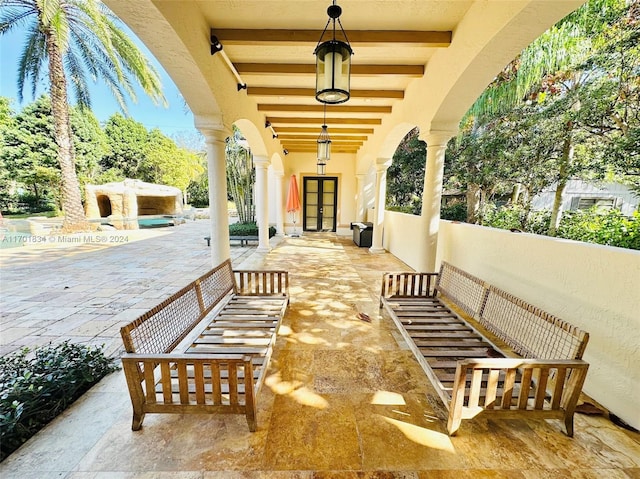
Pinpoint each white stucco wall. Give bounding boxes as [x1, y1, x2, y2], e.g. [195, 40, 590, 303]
[436, 220, 640, 431]
[383, 210, 424, 269]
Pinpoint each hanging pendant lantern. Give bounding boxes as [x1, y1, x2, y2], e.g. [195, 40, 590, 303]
[317, 160, 327, 175]
[314, 2, 353, 104]
[317, 124, 331, 163]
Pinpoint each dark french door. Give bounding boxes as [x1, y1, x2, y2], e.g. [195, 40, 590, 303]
[303, 177, 338, 232]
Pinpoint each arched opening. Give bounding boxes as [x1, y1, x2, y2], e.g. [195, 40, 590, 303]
[96, 195, 112, 217]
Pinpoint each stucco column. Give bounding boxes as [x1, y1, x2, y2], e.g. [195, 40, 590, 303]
[355, 173, 366, 222]
[273, 169, 285, 237]
[199, 125, 231, 266]
[419, 130, 456, 271]
[370, 159, 391, 254]
[254, 155, 271, 252]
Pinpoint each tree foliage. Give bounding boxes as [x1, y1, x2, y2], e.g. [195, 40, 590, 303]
[384, 0, 638, 249]
[0, 0, 165, 231]
[0, 95, 206, 214]
[386, 128, 426, 215]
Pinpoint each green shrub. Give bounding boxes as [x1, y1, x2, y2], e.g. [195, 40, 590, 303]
[440, 201, 467, 221]
[0, 341, 118, 461]
[557, 208, 640, 250]
[482, 203, 639, 250]
[229, 222, 276, 238]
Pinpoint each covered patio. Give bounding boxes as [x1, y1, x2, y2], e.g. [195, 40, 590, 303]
[1, 231, 639, 477]
[97, 0, 638, 439]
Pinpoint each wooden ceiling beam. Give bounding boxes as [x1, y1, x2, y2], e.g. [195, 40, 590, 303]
[258, 104, 392, 113]
[286, 148, 359, 153]
[282, 140, 364, 146]
[212, 29, 452, 47]
[276, 126, 375, 134]
[237, 63, 424, 76]
[278, 134, 368, 141]
[248, 87, 403, 99]
[268, 117, 381, 125]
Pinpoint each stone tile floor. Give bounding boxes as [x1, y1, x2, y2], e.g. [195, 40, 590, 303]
[1, 224, 639, 478]
[0, 221, 256, 357]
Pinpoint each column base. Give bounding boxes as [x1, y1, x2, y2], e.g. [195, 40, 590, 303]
[256, 246, 272, 253]
[369, 247, 386, 254]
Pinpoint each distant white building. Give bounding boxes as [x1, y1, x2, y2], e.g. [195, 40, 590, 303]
[532, 180, 639, 216]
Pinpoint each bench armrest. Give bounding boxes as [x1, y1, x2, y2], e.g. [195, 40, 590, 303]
[448, 358, 589, 437]
[234, 270, 289, 297]
[121, 353, 257, 431]
[380, 272, 439, 301]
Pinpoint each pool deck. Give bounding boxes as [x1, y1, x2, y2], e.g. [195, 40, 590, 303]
[1, 221, 639, 478]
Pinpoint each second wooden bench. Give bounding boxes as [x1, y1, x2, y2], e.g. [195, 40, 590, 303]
[380, 261, 589, 436]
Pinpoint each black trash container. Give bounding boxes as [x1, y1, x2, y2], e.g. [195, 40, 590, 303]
[350, 222, 373, 247]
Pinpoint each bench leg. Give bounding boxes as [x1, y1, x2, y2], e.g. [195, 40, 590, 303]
[132, 410, 145, 431]
[564, 412, 575, 437]
[447, 411, 462, 436]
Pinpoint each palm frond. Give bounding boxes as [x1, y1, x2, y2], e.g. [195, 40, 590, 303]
[16, 21, 46, 103]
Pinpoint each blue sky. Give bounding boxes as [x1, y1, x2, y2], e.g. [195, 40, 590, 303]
[0, 23, 197, 138]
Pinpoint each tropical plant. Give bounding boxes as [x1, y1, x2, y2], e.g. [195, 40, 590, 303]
[0, 341, 118, 461]
[463, 0, 632, 234]
[0, 0, 165, 231]
[225, 126, 255, 223]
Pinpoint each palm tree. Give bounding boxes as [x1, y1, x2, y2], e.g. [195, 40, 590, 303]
[0, 0, 165, 231]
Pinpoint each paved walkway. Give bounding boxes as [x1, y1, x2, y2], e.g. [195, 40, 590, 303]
[1, 229, 639, 478]
[0, 220, 256, 357]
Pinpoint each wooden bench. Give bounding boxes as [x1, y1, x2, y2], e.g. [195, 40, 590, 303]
[380, 261, 589, 437]
[204, 235, 259, 247]
[120, 259, 289, 432]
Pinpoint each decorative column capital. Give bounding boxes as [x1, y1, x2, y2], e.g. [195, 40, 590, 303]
[194, 115, 228, 143]
[375, 158, 392, 171]
[419, 130, 457, 148]
[253, 155, 271, 169]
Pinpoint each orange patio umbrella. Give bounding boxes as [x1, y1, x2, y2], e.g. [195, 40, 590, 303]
[286, 175, 301, 236]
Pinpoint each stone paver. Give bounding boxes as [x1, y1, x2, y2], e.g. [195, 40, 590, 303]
[0, 220, 258, 356]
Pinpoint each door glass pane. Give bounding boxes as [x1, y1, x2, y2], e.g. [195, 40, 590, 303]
[306, 192, 317, 205]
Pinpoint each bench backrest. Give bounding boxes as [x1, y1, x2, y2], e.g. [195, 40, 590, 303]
[120, 282, 204, 354]
[431, 261, 589, 360]
[479, 285, 589, 360]
[435, 262, 488, 318]
[197, 259, 236, 314]
[120, 259, 236, 354]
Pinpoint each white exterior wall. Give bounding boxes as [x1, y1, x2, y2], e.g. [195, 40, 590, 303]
[532, 180, 639, 216]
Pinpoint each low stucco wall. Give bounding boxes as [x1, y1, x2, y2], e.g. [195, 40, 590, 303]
[436, 220, 640, 430]
[382, 210, 425, 269]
